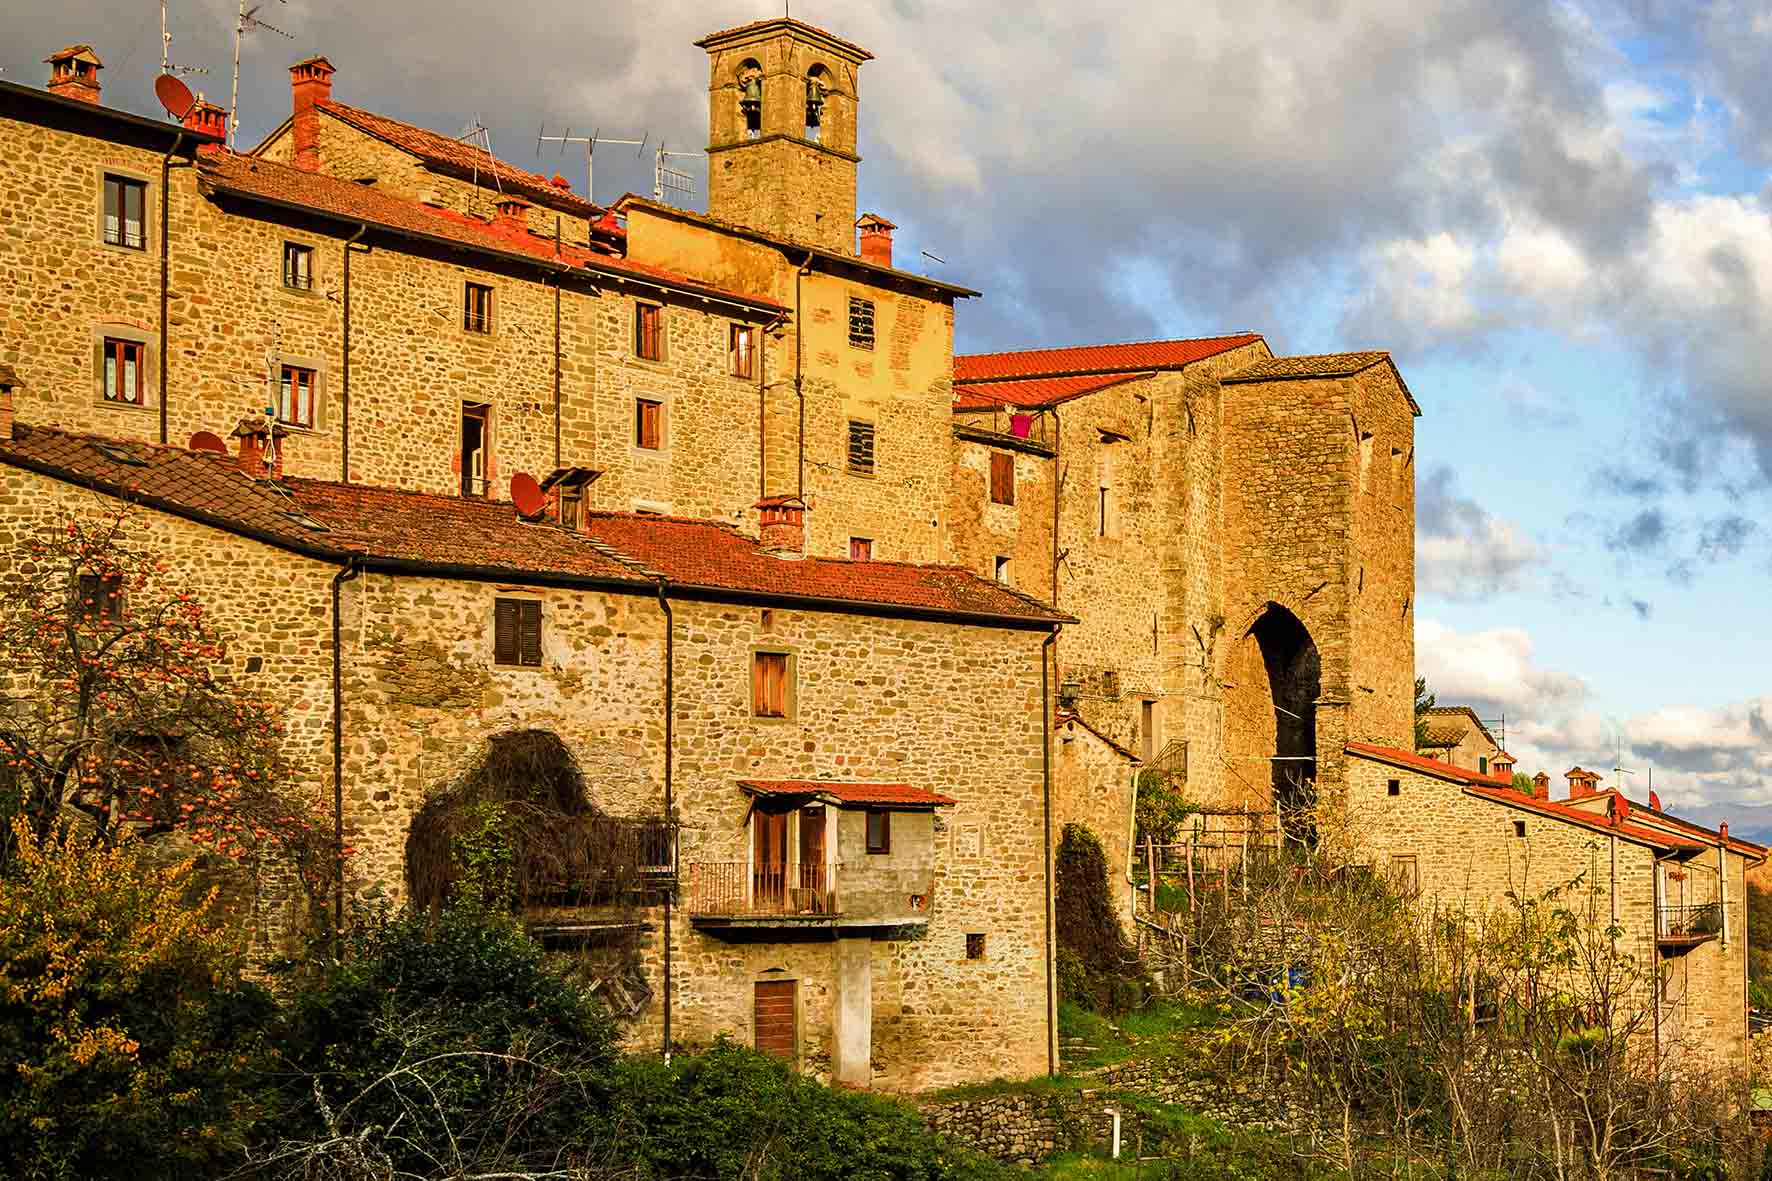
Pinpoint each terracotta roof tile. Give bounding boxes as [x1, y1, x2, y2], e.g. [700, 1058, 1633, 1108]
[0, 424, 1058, 627]
[1224, 351, 1390, 383]
[952, 373, 1149, 411]
[318, 100, 602, 219]
[694, 18, 874, 60]
[955, 334, 1262, 382]
[1347, 742, 1511, 788]
[738, 780, 955, 807]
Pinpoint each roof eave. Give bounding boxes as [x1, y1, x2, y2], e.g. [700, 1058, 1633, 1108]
[0, 79, 218, 155]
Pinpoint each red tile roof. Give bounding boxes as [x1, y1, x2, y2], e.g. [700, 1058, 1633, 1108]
[952, 373, 1149, 411]
[955, 334, 1263, 382]
[1579, 791, 1768, 860]
[1347, 742, 1512, 788]
[738, 780, 955, 807]
[316, 100, 603, 219]
[0, 424, 1060, 628]
[198, 154, 782, 311]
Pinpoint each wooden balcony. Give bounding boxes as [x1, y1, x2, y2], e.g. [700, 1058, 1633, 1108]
[1658, 902, 1722, 952]
[684, 860, 933, 934]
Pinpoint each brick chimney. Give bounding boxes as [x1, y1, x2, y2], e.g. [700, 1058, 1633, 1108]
[289, 55, 335, 172]
[1609, 794, 1630, 826]
[232, 416, 287, 480]
[1492, 750, 1516, 781]
[183, 96, 228, 151]
[494, 197, 531, 235]
[0, 364, 19, 442]
[1566, 766, 1600, 799]
[45, 45, 102, 104]
[756, 496, 806, 558]
[856, 214, 896, 267]
[1532, 771, 1550, 801]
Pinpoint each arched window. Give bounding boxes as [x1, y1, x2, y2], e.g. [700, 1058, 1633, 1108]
[738, 61, 764, 140]
[804, 65, 830, 142]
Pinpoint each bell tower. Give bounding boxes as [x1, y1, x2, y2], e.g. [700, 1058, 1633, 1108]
[696, 19, 872, 254]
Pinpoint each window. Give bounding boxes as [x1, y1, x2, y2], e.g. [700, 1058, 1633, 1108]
[738, 64, 763, 141]
[277, 365, 316, 429]
[558, 484, 583, 531]
[634, 302, 663, 360]
[849, 537, 872, 561]
[994, 556, 1011, 585]
[846, 419, 875, 476]
[752, 651, 789, 718]
[1387, 778, 1400, 797]
[101, 338, 143, 405]
[965, 933, 985, 960]
[865, 810, 891, 854]
[463, 282, 494, 333]
[634, 398, 664, 451]
[1390, 854, 1419, 896]
[989, 451, 1015, 505]
[1514, 820, 1527, 839]
[283, 242, 313, 290]
[493, 598, 542, 667]
[460, 402, 489, 496]
[102, 175, 146, 250]
[76, 573, 123, 623]
[847, 296, 875, 349]
[1140, 700, 1156, 763]
[1478, 756, 1489, 775]
[1359, 431, 1375, 493]
[729, 324, 756, 379]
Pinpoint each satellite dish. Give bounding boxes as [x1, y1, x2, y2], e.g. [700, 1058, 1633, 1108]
[188, 430, 227, 454]
[154, 73, 196, 122]
[510, 472, 547, 520]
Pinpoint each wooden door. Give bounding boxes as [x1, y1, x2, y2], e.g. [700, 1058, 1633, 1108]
[754, 980, 797, 1060]
[753, 810, 788, 906]
[798, 807, 826, 905]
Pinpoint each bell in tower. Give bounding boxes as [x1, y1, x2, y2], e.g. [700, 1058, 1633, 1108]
[696, 18, 873, 254]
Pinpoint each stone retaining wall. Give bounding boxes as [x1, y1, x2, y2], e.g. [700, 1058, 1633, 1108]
[920, 1089, 1109, 1167]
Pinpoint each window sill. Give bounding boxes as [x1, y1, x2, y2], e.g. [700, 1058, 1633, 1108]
[97, 240, 152, 258]
[630, 445, 671, 461]
[750, 714, 796, 724]
[845, 469, 876, 480]
[280, 283, 323, 299]
[96, 397, 156, 412]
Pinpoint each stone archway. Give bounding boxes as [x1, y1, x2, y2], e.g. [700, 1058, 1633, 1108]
[1222, 603, 1321, 839]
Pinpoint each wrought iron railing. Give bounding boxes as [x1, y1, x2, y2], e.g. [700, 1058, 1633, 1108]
[1658, 902, 1722, 940]
[685, 861, 840, 917]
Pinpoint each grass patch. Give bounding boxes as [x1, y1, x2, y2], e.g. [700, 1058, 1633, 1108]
[922, 1072, 1093, 1104]
[1035, 1098, 1353, 1180]
[1059, 995, 1224, 1073]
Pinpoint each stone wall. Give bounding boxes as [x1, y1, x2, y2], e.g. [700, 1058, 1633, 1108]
[1053, 715, 1139, 935]
[920, 1090, 1101, 1166]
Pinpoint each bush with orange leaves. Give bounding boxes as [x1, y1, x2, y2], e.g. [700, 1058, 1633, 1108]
[0, 511, 334, 924]
[0, 817, 275, 1178]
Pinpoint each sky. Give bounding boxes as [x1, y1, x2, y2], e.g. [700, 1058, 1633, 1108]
[5, 1, 1770, 832]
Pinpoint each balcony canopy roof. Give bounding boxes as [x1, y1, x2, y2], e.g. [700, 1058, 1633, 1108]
[738, 779, 957, 809]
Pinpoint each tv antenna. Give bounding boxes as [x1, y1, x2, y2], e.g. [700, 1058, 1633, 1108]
[653, 141, 699, 207]
[455, 117, 506, 203]
[536, 125, 644, 205]
[230, 0, 293, 150]
[1612, 733, 1636, 798]
[160, 1, 210, 79]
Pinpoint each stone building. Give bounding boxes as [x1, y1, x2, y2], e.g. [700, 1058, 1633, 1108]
[1416, 704, 1502, 773]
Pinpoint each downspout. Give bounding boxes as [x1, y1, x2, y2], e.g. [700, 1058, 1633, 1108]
[1041, 624, 1060, 1076]
[158, 132, 189, 445]
[330, 558, 362, 951]
[553, 217, 563, 470]
[1049, 405, 1061, 609]
[657, 581, 675, 1061]
[794, 253, 813, 499]
[340, 224, 367, 482]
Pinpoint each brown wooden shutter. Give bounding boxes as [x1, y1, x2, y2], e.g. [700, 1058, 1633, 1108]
[753, 980, 796, 1060]
[494, 599, 518, 665]
[518, 600, 542, 666]
[990, 452, 1015, 504]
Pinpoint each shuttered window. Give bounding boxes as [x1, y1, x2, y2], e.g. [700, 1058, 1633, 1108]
[493, 598, 542, 667]
[729, 323, 755, 378]
[283, 242, 313, 290]
[635, 398, 663, 450]
[989, 451, 1015, 505]
[635, 303, 663, 360]
[278, 365, 316, 428]
[463, 282, 494, 333]
[1390, 854, 1419, 896]
[76, 573, 124, 623]
[847, 296, 874, 349]
[849, 537, 872, 561]
[752, 651, 789, 718]
[102, 338, 143, 405]
[846, 420, 875, 476]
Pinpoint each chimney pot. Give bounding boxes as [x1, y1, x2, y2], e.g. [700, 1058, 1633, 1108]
[231, 414, 286, 480]
[856, 213, 896, 268]
[494, 197, 531, 234]
[183, 96, 228, 150]
[45, 45, 103, 105]
[289, 55, 335, 172]
[1532, 771, 1550, 801]
[755, 496, 807, 557]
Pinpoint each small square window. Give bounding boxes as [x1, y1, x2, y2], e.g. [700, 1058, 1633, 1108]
[1514, 820, 1527, 839]
[101, 338, 144, 405]
[278, 365, 316, 429]
[558, 485, 583, 531]
[102, 174, 146, 250]
[729, 323, 756, 379]
[493, 598, 542, 667]
[994, 556, 1011, 585]
[76, 572, 123, 623]
[965, 933, 985, 960]
[1478, 756, 1489, 775]
[866, 810, 891, 854]
[635, 398, 664, 450]
[1390, 854, 1419, 896]
[847, 296, 875, 349]
[464, 282, 494, 333]
[635, 303, 663, 360]
[283, 242, 313, 290]
[989, 451, 1015, 505]
[752, 651, 789, 718]
[1387, 778, 1400, 797]
[849, 537, 872, 561]
[846, 420, 875, 476]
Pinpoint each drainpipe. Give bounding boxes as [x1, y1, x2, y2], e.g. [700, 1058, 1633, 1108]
[340, 224, 367, 482]
[1049, 405, 1061, 610]
[553, 217, 563, 470]
[657, 580, 675, 1060]
[158, 132, 189, 445]
[330, 558, 362, 951]
[793, 253, 813, 499]
[1041, 623, 1060, 1076]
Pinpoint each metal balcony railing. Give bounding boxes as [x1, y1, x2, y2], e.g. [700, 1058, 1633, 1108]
[685, 861, 841, 918]
[1658, 902, 1722, 942]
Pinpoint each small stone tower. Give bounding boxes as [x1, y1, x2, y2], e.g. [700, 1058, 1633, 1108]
[696, 18, 871, 253]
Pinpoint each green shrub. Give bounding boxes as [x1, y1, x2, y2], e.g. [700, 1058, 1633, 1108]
[0, 819, 274, 1180]
[606, 1037, 1009, 1179]
[1056, 824, 1146, 1014]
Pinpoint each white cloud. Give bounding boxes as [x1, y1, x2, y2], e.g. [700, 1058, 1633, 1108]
[1415, 466, 1544, 598]
[1415, 619, 1590, 720]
